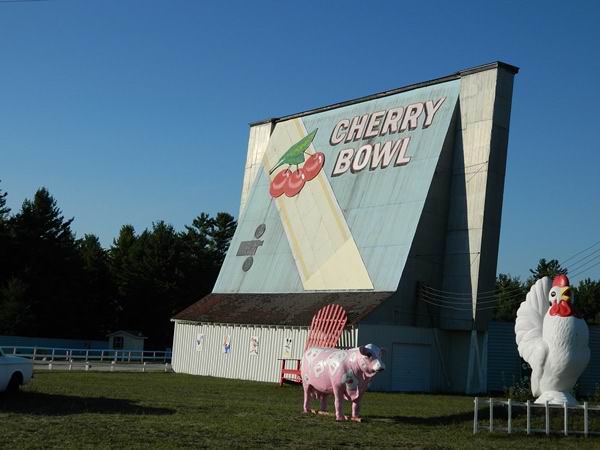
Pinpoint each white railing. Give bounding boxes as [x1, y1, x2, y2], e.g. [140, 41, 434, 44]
[1, 346, 172, 364]
[474, 397, 600, 437]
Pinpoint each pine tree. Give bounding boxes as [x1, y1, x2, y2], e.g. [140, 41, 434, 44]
[138, 221, 183, 346]
[0, 180, 9, 223]
[178, 213, 219, 316]
[527, 258, 568, 288]
[0, 277, 31, 335]
[493, 274, 526, 321]
[0, 181, 12, 287]
[10, 188, 79, 337]
[76, 234, 115, 337]
[209, 212, 236, 266]
[574, 278, 600, 324]
[183, 213, 213, 260]
[13, 187, 74, 244]
[109, 225, 139, 330]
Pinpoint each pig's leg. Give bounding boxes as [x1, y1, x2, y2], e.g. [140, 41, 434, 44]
[351, 399, 361, 421]
[303, 383, 312, 414]
[319, 393, 328, 412]
[333, 386, 346, 421]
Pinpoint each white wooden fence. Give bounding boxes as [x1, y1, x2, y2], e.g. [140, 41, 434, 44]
[2, 346, 171, 363]
[1, 346, 172, 372]
[474, 397, 600, 437]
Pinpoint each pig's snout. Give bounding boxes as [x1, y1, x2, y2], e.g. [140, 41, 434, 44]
[373, 360, 385, 372]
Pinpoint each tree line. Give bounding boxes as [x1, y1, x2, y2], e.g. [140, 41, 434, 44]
[1, 181, 598, 347]
[0, 182, 236, 348]
[494, 258, 600, 323]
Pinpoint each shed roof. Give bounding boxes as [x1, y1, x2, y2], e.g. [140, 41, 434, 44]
[107, 330, 147, 339]
[172, 292, 393, 327]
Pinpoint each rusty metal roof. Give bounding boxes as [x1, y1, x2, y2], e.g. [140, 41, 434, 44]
[172, 292, 393, 326]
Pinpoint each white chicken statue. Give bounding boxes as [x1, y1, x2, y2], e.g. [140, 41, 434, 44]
[515, 275, 589, 405]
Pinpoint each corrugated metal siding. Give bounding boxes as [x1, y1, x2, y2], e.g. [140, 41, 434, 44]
[239, 122, 273, 216]
[578, 326, 600, 394]
[487, 321, 522, 392]
[357, 323, 449, 392]
[440, 68, 515, 331]
[214, 80, 461, 294]
[391, 343, 432, 392]
[172, 321, 357, 383]
[487, 321, 600, 395]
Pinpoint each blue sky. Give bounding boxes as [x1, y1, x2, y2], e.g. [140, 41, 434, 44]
[2, 0, 599, 283]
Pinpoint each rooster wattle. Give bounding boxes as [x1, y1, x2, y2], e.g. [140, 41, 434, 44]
[515, 275, 590, 405]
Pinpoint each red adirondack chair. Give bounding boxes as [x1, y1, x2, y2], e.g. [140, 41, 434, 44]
[278, 304, 348, 386]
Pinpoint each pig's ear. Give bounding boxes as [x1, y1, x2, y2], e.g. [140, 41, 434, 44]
[358, 346, 372, 357]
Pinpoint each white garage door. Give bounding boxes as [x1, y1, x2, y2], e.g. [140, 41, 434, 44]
[391, 343, 431, 392]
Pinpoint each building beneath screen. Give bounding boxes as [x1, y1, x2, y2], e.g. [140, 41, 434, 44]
[171, 62, 518, 393]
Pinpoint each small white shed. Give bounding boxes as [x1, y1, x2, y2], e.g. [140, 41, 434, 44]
[107, 330, 147, 351]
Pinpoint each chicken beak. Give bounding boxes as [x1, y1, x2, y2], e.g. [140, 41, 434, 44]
[560, 286, 571, 302]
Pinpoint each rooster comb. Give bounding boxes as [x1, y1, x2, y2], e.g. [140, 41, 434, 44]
[552, 274, 570, 288]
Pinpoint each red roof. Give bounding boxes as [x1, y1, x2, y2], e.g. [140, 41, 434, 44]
[172, 292, 393, 326]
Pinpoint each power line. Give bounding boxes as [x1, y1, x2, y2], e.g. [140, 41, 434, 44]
[466, 164, 487, 184]
[419, 248, 600, 312]
[420, 296, 510, 312]
[436, 160, 489, 175]
[419, 285, 529, 310]
[420, 295, 524, 312]
[419, 241, 600, 312]
[422, 287, 523, 301]
[563, 239, 600, 265]
[567, 248, 600, 273]
[422, 283, 524, 298]
[419, 298, 473, 311]
[462, 160, 489, 170]
[419, 293, 496, 306]
[420, 290, 509, 303]
[571, 260, 600, 279]
[424, 291, 524, 307]
[423, 284, 500, 296]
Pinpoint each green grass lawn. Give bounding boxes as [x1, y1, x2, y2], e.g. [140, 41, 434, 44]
[0, 372, 598, 449]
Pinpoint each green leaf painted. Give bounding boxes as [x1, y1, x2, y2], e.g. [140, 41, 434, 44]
[269, 129, 318, 174]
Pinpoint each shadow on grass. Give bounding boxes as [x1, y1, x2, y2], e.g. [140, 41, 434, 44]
[367, 410, 473, 426]
[0, 391, 175, 416]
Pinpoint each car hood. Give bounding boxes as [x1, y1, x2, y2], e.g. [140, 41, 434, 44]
[1, 355, 32, 365]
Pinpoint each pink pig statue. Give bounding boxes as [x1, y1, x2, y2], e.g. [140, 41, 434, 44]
[301, 344, 385, 421]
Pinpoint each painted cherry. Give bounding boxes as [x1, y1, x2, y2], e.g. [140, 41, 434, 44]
[302, 152, 325, 181]
[269, 169, 291, 198]
[284, 169, 306, 197]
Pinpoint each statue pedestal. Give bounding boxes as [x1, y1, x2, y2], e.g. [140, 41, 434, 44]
[535, 390, 578, 406]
